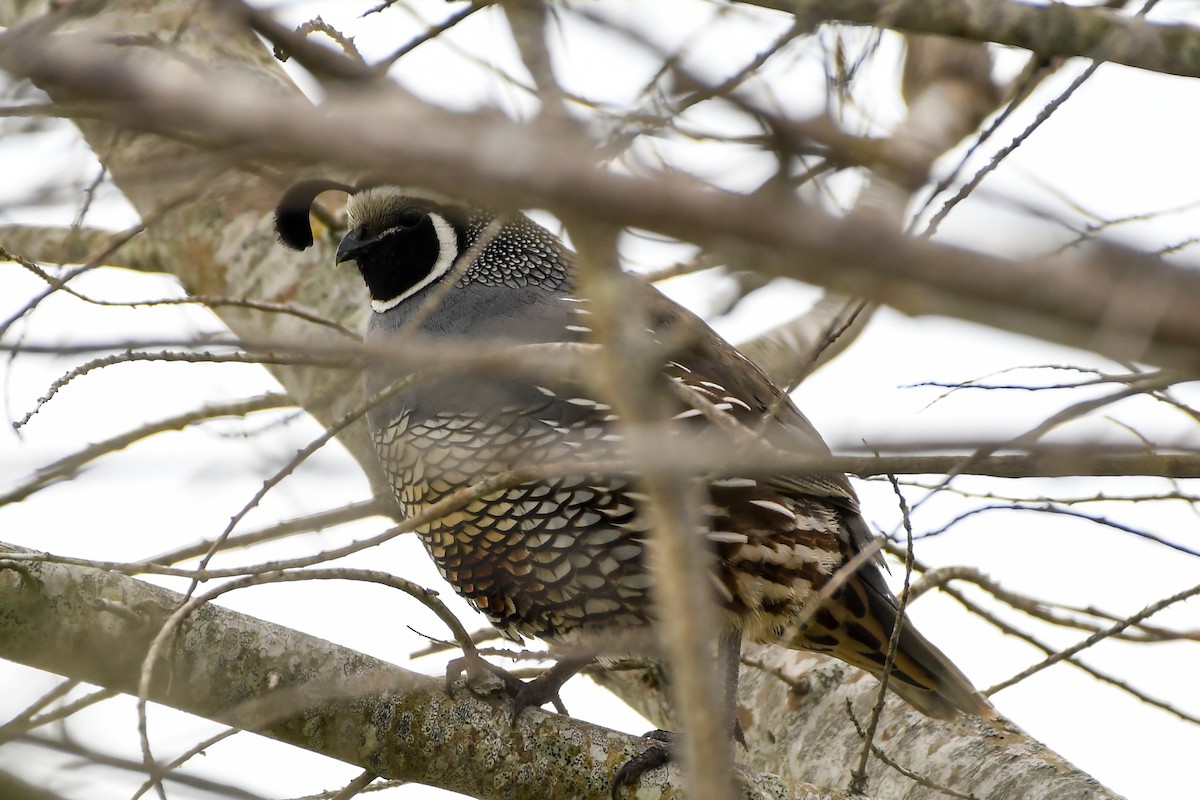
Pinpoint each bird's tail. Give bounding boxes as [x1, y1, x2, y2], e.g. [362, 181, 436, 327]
[791, 574, 995, 721]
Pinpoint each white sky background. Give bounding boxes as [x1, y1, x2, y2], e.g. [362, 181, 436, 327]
[2, 1, 1200, 798]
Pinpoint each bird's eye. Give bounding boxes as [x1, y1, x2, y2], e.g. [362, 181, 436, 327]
[397, 208, 425, 227]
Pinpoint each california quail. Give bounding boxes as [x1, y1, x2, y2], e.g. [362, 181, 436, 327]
[274, 180, 993, 731]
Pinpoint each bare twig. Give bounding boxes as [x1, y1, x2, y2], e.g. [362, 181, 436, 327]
[986, 581, 1200, 696]
[2, 393, 292, 505]
[18, 733, 266, 800]
[851, 475, 915, 794]
[846, 705, 979, 800]
[145, 498, 389, 566]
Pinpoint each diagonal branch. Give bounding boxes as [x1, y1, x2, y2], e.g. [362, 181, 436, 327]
[0, 393, 292, 506]
[0, 541, 855, 800]
[744, 0, 1200, 79]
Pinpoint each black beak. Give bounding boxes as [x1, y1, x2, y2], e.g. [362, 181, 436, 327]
[336, 227, 369, 266]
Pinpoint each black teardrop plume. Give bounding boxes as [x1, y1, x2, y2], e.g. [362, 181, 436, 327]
[273, 179, 357, 250]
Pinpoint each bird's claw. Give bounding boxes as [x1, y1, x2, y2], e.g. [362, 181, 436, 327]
[444, 651, 570, 721]
[445, 650, 522, 698]
[508, 673, 570, 720]
[611, 729, 676, 799]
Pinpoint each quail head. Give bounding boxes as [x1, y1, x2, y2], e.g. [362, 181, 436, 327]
[274, 179, 993, 725]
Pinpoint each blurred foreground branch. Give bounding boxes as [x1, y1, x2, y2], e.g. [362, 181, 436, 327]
[3, 27, 1199, 372]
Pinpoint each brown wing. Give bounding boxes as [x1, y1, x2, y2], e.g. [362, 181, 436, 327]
[638, 280, 993, 719]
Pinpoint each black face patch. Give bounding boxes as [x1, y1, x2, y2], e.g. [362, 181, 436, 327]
[340, 214, 445, 306]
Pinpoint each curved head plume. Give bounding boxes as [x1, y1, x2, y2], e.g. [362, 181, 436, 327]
[273, 178, 570, 314]
[273, 179, 357, 250]
[273, 179, 453, 251]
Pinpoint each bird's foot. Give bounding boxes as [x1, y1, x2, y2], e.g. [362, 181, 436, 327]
[445, 650, 578, 721]
[610, 721, 746, 798]
[445, 649, 523, 698]
[611, 729, 675, 799]
[505, 652, 595, 720]
[507, 665, 573, 720]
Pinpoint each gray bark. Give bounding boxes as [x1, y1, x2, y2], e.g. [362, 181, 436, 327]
[0, 542, 838, 800]
[596, 645, 1119, 800]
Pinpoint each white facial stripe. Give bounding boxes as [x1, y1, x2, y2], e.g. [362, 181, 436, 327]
[371, 212, 459, 313]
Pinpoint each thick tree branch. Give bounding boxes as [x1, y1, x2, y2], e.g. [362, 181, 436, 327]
[594, 641, 1122, 800]
[0, 542, 852, 800]
[747, 0, 1200, 79]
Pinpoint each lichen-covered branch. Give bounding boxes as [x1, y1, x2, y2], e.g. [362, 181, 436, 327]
[594, 644, 1123, 800]
[0, 542, 851, 800]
